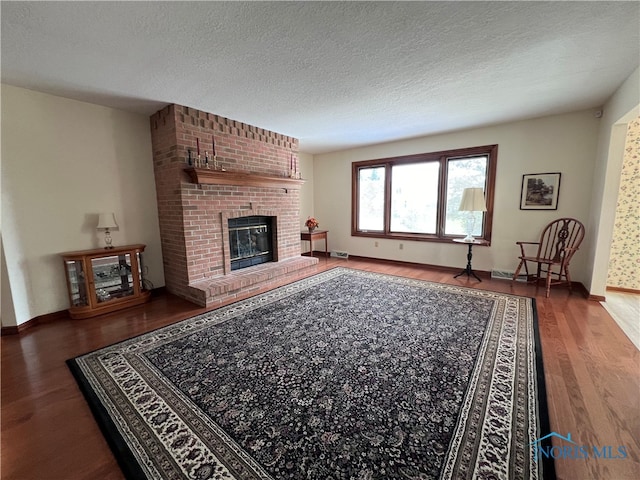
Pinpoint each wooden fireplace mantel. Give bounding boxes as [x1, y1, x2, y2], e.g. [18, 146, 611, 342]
[184, 167, 305, 190]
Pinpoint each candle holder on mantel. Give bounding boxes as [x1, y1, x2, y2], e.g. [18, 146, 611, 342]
[187, 153, 222, 170]
[289, 170, 301, 179]
[186, 154, 201, 167]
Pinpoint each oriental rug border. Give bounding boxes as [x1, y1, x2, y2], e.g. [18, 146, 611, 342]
[68, 267, 555, 479]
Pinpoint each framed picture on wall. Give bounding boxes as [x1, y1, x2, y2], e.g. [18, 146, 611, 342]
[519, 172, 561, 210]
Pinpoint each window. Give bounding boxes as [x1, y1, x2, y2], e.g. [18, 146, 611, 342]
[352, 145, 497, 243]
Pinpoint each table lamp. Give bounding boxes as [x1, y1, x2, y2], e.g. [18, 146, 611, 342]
[458, 188, 486, 242]
[97, 213, 118, 249]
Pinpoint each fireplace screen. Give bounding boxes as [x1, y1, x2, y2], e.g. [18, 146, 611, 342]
[228, 216, 273, 271]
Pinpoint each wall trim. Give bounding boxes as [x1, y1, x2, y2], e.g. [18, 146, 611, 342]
[1, 310, 68, 336]
[341, 255, 590, 297]
[1, 287, 167, 335]
[347, 254, 491, 277]
[1, 271, 594, 335]
[606, 286, 640, 295]
[150, 286, 167, 297]
[570, 282, 590, 299]
[588, 294, 606, 302]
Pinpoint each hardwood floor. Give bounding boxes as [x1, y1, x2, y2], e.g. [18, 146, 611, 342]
[601, 291, 640, 351]
[2, 257, 639, 479]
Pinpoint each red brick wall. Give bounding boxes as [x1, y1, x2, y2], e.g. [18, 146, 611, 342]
[150, 104, 301, 303]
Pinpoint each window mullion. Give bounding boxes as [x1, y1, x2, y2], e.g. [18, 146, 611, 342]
[435, 156, 447, 237]
[384, 163, 392, 234]
[352, 144, 496, 243]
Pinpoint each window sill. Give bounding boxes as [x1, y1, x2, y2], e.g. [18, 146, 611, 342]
[352, 231, 491, 246]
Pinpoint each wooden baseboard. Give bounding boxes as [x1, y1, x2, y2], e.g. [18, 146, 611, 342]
[336, 255, 595, 296]
[347, 254, 491, 277]
[1, 310, 68, 336]
[584, 286, 639, 302]
[588, 294, 606, 302]
[0, 325, 22, 335]
[569, 282, 591, 299]
[303, 250, 331, 258]
[606, 286, 640, 295]
[150, 286, 167, 297]
[1, 286, 167, 335]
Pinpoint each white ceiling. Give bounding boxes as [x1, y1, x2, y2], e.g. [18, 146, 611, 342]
[2, 1, 638, 154]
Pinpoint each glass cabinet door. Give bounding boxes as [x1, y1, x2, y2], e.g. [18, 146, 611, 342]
[135, 251, 145, 291]
[62, 245, 150, 319]
[91, 253, 135, 304]
[65, 260, 89, 307]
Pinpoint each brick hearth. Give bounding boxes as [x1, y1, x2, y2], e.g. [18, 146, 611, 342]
[150, 104, 317, 307]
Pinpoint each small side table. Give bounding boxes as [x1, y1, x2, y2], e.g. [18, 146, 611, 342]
[453, 238, 487, 282]
[301, 229, 329, 258]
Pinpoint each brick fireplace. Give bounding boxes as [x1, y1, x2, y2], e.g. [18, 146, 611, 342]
[150, 104, 318, 307]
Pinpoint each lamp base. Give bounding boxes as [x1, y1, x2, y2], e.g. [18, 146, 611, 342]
[104, 228, 114, 249]
[462, 212, 477, 243]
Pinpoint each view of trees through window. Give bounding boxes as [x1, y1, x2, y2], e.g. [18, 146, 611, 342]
[390, 163, 440, 234]
[358, 167, 385, 231]
[352, 145, 496, 243]
[444, 157, 488, 236]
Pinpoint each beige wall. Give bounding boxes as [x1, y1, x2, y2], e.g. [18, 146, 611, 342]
[3, 70, 636, 325]
[606, 118, 640, 290]
[299, 152, 315, 254]
[586, 67, 640, 297]
[1, 85, 164, 326]
[311, 110, 601, 284]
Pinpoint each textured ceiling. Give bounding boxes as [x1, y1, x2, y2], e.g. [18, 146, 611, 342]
[2, 1, 639, 153]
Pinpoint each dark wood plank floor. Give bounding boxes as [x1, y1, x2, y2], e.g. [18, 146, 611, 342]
[2, 257, 639, 479]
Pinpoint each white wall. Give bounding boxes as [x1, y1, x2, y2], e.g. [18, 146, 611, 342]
[312, 110, 601, 284]
[585, 67, 640, 297]
[3, 74, 633, 326]
[299, 151, 315, 227]
[606, 118, 640, 290]
[1, 85, 164, 326]
[299, 152, 315, 254]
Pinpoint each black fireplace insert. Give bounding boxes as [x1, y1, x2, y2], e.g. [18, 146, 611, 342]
[228, 216, 274, 271]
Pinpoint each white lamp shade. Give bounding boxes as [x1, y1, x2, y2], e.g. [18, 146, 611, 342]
[97, 213, 118, 230]
[459, 188, 487, 212]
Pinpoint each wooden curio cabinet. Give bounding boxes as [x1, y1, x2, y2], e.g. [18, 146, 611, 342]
[61, 244, 151, 319]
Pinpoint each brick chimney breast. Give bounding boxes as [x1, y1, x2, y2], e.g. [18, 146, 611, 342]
[150, 104, 317, 307]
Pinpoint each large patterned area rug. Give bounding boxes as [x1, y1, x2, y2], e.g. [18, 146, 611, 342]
[68, 267, 555, 479]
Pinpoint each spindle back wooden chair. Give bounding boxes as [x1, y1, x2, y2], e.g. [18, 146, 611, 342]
[512, 218, 585, 297]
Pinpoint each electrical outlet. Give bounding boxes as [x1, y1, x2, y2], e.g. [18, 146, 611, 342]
[374, 241, 379, 247]
[399, 243, 403, 250]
